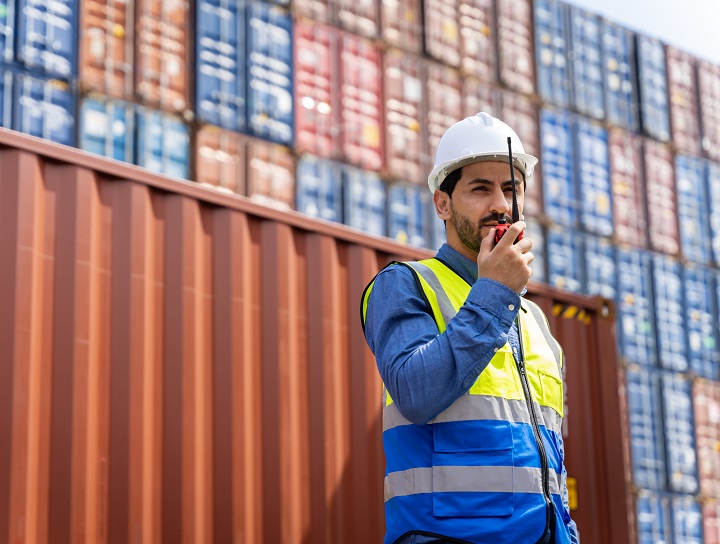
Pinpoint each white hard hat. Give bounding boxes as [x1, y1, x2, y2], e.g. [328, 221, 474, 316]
[428, 112, 538, 193]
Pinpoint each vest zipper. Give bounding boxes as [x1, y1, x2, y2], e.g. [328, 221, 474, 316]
[513, 316, 554, 543]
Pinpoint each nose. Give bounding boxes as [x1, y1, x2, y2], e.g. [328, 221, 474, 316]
[489, 186, 511, 215]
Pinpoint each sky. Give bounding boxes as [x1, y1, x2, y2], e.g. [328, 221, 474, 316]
[566, 0, 720, 65]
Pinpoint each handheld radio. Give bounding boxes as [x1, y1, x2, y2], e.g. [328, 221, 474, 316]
[493, 137, 523, 245]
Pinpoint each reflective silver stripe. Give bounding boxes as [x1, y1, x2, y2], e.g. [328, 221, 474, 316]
[405, 261, 457, 326]
[524, 301, 563, 376]
[385, 466, 562, 501]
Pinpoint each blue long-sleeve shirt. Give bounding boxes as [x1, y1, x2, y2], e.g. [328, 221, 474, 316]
[363, 243, 579, 544]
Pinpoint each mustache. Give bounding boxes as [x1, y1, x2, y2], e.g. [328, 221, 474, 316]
[480, 212, 512, 226]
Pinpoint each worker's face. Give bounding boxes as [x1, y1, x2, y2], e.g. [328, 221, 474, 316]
[434, 161, 525, 257]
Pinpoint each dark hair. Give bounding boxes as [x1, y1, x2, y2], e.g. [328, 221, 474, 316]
[437, 167, 463, 197]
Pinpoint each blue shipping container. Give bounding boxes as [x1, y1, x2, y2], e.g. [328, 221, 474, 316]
[540, 108, 578, 227]
[636, 35, 670, 142]
[706, 161, 720, 267]
[0, 0, 15, 64]
[676, 156, 711, 264]
[652, 254, 687, 372]
[626, 367, 666, 489]
[17, 0, 76, 79]
[546, 224, 582, 293]
[80, 98, 135, 164]
[342, 164, 386, 236]
[583, 233, 615, 299]
[683, 264, 719, 379]
[574, 118, 612, 236]
[534, 0, 571, 108]
[616, 248, 655, 366]
[601, 21, 638, 131]
[247, 2, 293, 144]
[525, 218, 546, 284]
[136, 109, 189, 180]
[13, 73, 74, 146]
[636, 490, 671, 544]
[671, 495, 703, 544]
[568, 7, 604, 120]
[388, 184, 428, 248]
[0, 67, 11, 127]
[661, 372, 698, 494]
[296, 155, 343, 222]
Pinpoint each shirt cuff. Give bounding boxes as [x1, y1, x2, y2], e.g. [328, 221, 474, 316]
[465, 278, 521, 323]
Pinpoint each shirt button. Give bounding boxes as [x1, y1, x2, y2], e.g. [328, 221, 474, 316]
[493, 347, 499, 353]
[508, 304, 515, 311]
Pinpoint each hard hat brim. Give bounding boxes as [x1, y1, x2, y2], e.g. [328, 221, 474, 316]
[428, 152, 538, 193]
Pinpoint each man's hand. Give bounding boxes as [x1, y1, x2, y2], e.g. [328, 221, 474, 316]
[476, 221, 534, 294]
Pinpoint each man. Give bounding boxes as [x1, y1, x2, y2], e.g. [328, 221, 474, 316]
[361, 113, 579, 544]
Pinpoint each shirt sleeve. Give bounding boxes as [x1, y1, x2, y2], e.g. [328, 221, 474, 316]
[363, 263, 520, 424]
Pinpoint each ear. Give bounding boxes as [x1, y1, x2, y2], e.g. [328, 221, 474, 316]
[434, 190, 451, 221]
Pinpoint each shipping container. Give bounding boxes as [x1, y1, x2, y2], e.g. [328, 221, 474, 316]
[652, 255, 687, 372]
[575, 117, 612, 236]
[704, 501, 720, 544]
[635, 490, 671, 544]
[136, 107, 189, 179]
[79, 0, 134, 97]
[0, 67, 12, 128]
[380, 0, 422, 54]
[17, 0, 77, 79]
[661, 372, 698, 494]
[496, 0, 534, 95]
[524, 217, 546, 283]
[293, 0, 328, 22]
[540, 108, 577, 227]
[534, 0, 570, 108]
[342, 164, 386, 236]
[459, 0, 496, 81]
[388, 182, 428, 247]
[643, 139, 679, 255]
[666, 47, 702, 156]
[692, 380, 720, 499]
[0, 128, 633, 544]
[625, 367, 666, 489]
[136, 0, 189, 113]
[671, 495, 703, 544]
[246, 137, 295, 209]
[609, 129, 647, 247]
[423, 0, 459, 67]
[332, 0, 379, 38]
[709, 161, 720, 267]
[698, 60, 720, 162]
[384, 49, 424, 183]
[296, 154, 343, 222]
[79, 97, 135, 163]
[462, 77, 498, 118]
[568, 6, 604, 120]
[583, 233, 615, 299]
[601, 21, 638, 132]
[616, 248, 655, 366]
[636, 35, 670, 142]
[675, 155, 712, 263]
[13, 73, 74, 146]
[195, 125, 246, 194]
[682, 264, 719, 379]
[425, 62, 462, 175]
[546, 224, 582, 293]
[0, 0, 13, 64]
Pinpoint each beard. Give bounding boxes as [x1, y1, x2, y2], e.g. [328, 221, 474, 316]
[449, 203, 511, 254]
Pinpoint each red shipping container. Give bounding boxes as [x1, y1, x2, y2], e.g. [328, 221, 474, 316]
[384, 49, 425, 183]
[195, 126, 246, 195]
[424, 0, 461, 67]
[425, 62, 462, 174]
[666, 47, 701, 156]
[698, 60, 720, 162]
[380, 0, 423, 55]
[496, 0, 535, 96]
[246, 138, 295, 210]
[693, 380, 720, 499]
[706, 501, 720, 544]
[462, 77, 498, 117]
[459, 0, 496, 81]
[643, 139, 679, 255]
[294, 21, 337, 160]
[339, 34, 384, 171]
[136, 0, 190, 113]
[79, 0, 134, 98]
[294, 0, 330, 22]
[609, 129, 647, 247]
[333, 0, 380, 38]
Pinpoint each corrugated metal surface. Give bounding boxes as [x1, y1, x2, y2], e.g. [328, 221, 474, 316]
[388, 182, 428, 247]
[332, 0, 379, 38]
[0, 68, 12, 128]
[671, 495, 703, 544]
[459, 0, 495, 81]
[698, 60, 720, 162]
[575, 117, 612, 237]
[246, 137, 295, 210]
[661, 372, 698, 494]
[425, 62, 462, 176]
[524, 217, 546, 284]
[666, 47, 701, 156]
[675, 155, 712, 263]
[496, 0, 534, 95]
[709, 161, 720, 267]
[626, 367, 665, 489]
[342, 165, 386, 237]
[13, 72, 75, 146]
[462, 76, 497, 118]
[643, 139, 679, 255]
[296, 154, 343, 222]
[693, 379, 720, 499]
[568, 7, 604, 120]
[195, 125, 246, 195]
[136, 107, 189, 179]
[636, 490, 671, 543]
[652, 255, 687, 372]
[601, 21, 638, 132]
[0, 0, 14, 63]
[79, 97, 135, 163]
[379, 0, 422, 54]
[682, 264, 719, 379]
[636, 35, 670, 142]
[540, 108, 577, 227]
[546, 224, 582, 293]
[616, 248, 655, 366]
[534, 0, 570, 108]
[423, 0, 460, 67]
[609, 129, 646, 247]
[293, 0, 328, 22]
[17, 0, 77, 79]
[704, 500, 720, 544]
[0, 128, 633, 544]
[583, 233, 615, 299]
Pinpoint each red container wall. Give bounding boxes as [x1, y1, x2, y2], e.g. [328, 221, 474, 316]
[195, 126, 246, 195]
[294, 0, 330, 22]
[425, 62, 462, 174]
[666, 47, 701, 156]
[643, 139, 679, 255]
[79, 0, 134, 98]
[706, 501, 720, 544]
[332, 0, 380, 38]
[135, 0, 190, 113]
[609, 129, 647, 247]
[246, 139, 295, 210]
[693, 380, 720, 499]
[496, 0, 535, 96]
[462, 77, 498, 117]
[384, 49, 424, 182]
[380, 0, 423, 54]
[424, 0, 461, 67]
[459, 0, 496, 81]
[698, 60, 720, 162]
